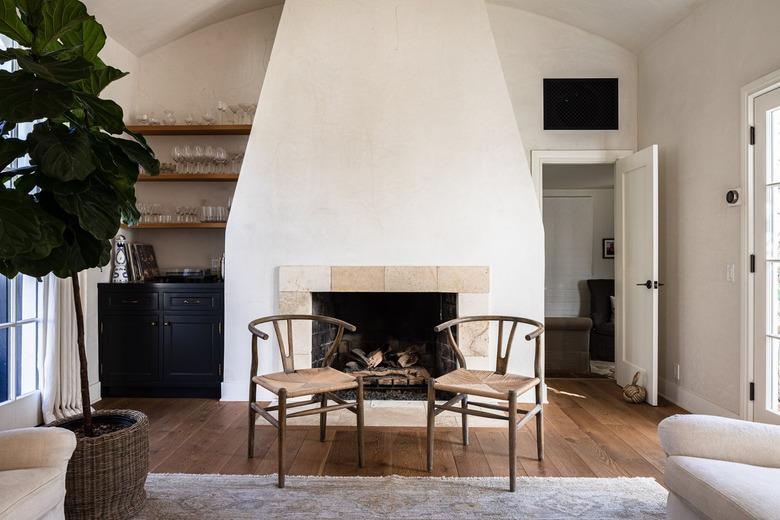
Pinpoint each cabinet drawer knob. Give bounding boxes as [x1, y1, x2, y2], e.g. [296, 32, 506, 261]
[164, 322, 171, 326]
[182, 299, 201, 305]
[151, 321, 158, 326]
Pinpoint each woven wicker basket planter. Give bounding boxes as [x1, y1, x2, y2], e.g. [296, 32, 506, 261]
[50, 409, 149, 520]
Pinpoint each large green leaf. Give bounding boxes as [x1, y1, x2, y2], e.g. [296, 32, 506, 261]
[16, 53, 92, 84]
[54, 178, 120, 240]
[15, 0, 45, 30]
[73, 65, 126, 95]
[28, 122, 95, 181]
[33, 0, 89, 53]
[0, 0, 33, 45]
[0, 46, 27, 64]
[0, 136, 26, 170]
[109, 135, 159, 175]
[0, 188, 47, 258]
[60, 17, 104, 62]
[75, 92, 124, 133]
[0, 71, 73, 123]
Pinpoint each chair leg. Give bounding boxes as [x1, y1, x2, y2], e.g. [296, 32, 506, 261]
[248, 382, 256, 458]
[535, 384, 544, 461]
[426, 378, 435, 472]
[277, 388, 287, 489]
[356, 377, 365, 468]
[461, 393, 469, 446]
[320, 393, 327, 442]
[508, 390, 518, 493]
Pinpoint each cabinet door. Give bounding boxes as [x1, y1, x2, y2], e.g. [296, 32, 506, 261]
[100, 314, 161, 384]
[162, 315, 222, 385]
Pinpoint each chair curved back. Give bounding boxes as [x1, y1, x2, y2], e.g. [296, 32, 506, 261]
[434, 315, 545, 376]
[248, 314, 357, 374]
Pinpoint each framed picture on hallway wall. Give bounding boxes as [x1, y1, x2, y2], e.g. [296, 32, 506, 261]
[602, 238, 615, 259]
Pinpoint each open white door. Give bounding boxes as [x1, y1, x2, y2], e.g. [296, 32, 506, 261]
[753, 87, 780, 425]
[615, 145, 659, 405]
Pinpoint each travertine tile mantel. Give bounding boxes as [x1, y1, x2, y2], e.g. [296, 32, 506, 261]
[278, 266, 490, 293]
[277, 265, 491, 372]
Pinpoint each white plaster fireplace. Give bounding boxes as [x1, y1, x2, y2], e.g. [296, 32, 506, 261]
[222, 0, 545, 402]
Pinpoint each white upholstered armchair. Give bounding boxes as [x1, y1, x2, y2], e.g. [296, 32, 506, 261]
[0, 427, 77, 520]
[659, 414, 780, 520]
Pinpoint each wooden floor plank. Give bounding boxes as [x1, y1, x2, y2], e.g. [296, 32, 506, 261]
[96, 379, 683, 485]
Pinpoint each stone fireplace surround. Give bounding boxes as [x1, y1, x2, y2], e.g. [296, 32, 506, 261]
[278, 266, 492, 379]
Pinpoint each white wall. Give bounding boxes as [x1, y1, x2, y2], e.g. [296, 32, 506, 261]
[136, 7, 281, 117]
[544, 188, 614, 317]
[224, 0, 545, 400]
[638, 0, 780, 416]
[487, 4, 637, 158]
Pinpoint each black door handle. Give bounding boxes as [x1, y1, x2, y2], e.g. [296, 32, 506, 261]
[636, 280, 665, 289]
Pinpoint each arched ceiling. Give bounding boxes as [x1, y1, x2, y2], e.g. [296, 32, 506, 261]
[82, 0, 283, 56]
[490, 0, 707, 53]
[84, 0, 707, 57]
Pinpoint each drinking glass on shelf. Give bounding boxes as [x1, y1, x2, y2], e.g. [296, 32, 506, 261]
[135, 113, 149, 125]
[172, 146, 184, 174]
[230, 151, 245, 172]
[217, 101, 228, 124]
[202, 111, 216, 125]
[228, 104, 240, 124]
[184, 113, 195, 125]
[249, 103, 257, 121]
[215, 147, 228, 173]
[239, 103, 252, 124]
[204, 146, 215, 173]
[191, 145, 202, 174]
[148, 112, 160, 125]
[163, 110, 176, 125]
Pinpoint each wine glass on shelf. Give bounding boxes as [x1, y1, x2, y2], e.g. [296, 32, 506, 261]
[164, 110, 176, 125]
[217, 101, 228, 124]
[172, 146, 184, 174]
[239, 103, 252, 124]
[184, 113, 195, 125]
[228, 104, 240, 124]
[248, 103, 257, 122]
[215, 147, 228, 173]
[135, 113, 149, 125]
[202, 111, 216, 125]
[182, 145, 194, 174]
[204, 146, 215, 173]
[193, 145, 205, 174]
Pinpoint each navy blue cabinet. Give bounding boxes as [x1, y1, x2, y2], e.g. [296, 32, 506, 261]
[98, 283, 223, 398]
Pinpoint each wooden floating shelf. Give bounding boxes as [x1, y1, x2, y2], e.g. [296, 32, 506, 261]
[122, 222, 227, 229]
[126, 124, 252, 136]
[138, 173, 239, 182]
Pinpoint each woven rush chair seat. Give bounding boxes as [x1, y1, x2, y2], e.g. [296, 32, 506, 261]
[434, 369, 540, 400]
[253, 367, 359, 398]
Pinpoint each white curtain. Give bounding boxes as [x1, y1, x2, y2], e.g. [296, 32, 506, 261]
[41, 272, 87, 424]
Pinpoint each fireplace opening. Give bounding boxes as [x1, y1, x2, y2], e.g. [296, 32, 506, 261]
[312, 292, 458, 400]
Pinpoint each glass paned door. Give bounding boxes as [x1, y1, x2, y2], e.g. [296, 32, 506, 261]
[755, 87, 780, 424]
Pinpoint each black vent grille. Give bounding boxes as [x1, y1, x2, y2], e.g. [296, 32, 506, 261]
[544, 78, 619, 130]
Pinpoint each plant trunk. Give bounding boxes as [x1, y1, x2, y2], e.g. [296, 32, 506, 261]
[71, 272, 93, 436]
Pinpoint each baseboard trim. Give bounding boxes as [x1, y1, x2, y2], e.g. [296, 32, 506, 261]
[659, 378, 739, 418]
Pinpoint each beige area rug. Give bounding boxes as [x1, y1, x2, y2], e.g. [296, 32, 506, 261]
[135, 473, 667, 519]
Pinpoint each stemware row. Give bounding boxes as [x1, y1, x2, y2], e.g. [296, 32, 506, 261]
[171, 146, 244, 174]
[135, 102, 257, 126]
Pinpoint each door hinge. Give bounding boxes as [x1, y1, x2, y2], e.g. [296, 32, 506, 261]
[218, 321, 223, 334]
[218, 363, 223, 377]
[749, 382, 755, 401]
[750, 254, 756, 273]
[750, 126, 756, 145]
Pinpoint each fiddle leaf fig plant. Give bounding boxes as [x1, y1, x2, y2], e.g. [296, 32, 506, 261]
[0, 0, 159, 436]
